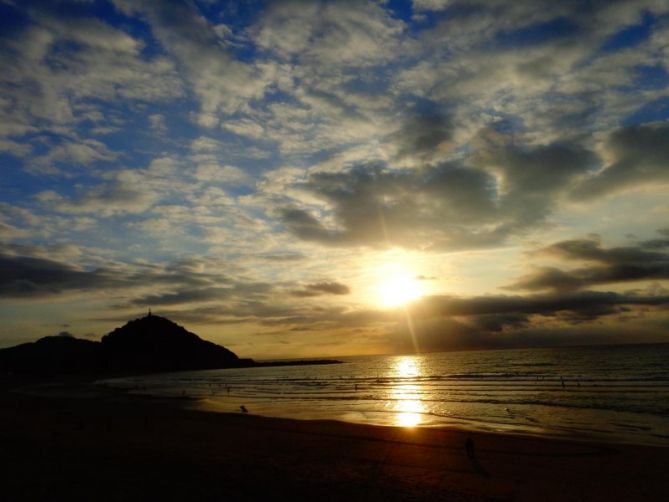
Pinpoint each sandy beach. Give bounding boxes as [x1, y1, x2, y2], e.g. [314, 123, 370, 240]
[1, 376, 668, 501]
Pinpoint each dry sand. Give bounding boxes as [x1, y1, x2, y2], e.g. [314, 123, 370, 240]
[1, 375, 667, 501]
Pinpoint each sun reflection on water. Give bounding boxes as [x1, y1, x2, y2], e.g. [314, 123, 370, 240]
[390, 356, 426, 427]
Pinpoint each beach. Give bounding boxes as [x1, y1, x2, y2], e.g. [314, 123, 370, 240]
[1, 376, 668, 501]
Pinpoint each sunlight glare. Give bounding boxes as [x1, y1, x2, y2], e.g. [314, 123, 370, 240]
[396, 400, 424, 427]
[396, 357, 420, 378]
[377, 273, 424, 308]
[390, 356, 426, 427]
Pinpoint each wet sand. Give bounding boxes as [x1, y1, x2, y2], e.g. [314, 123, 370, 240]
[1, 376, 668, 501]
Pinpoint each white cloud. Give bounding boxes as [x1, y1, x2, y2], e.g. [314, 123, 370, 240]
[195, 164, 250, 185]
[412, 0, 451, 11]
[0, 138, 31, 157]
[116, 0, 270, 126]
[29, 139, 118, 176]
[252, 1, 404, 67]
[0, 12, 182, 138]
[148, 114, 167, 134]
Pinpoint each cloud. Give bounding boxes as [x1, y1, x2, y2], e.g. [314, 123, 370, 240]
[29, 138, 118, 175]
[282, 162, 501, 249]
[36, 177, 157, 216]
[291, 281, 351, 297]
[571, 123, 669, 200]
[388, 289, 669, 352]
[409, 291, 664, 320]
[0, 7, 181, 136]
[128, 287, 237, 307]
[251, 1, 404, 67]
[148, 114, 167, 134]
[0, 138, 31, 157]
[0, 253, 119, 297]
[278, 137, 600, 250]
[391, 111, 454, 163]
[412, 0, 452, 11]
[32, 155, 203, 217]
[507, 233, 669, 292]
[114, 0, 269, 126]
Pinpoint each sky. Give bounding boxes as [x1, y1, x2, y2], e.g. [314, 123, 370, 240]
[1, 0, 668, 359]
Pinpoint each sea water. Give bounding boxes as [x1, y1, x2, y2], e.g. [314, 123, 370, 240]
[102, 343, 669, 446]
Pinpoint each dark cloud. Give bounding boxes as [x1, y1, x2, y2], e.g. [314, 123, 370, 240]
[640, 228, 669, 250]
[571, 123, 669, 200]
[127, 281, 273, 307]
[540, 237, 669, 264]
[508, 234, 669, 292]
[279, 207, 336, 244]
[0, 251, 231, 299]
[392, 112, 453, 162]
[281, 162, 500, 249]
[255, 253, 305, 262]
[280, 138, 599, 250]
[141, 286, 667, 347]
[479, 141, 597, 231]
[410, 291, 666, 320]
[0, 253, 118, 297]
[486, 142, 597, 194]
[390, 290, 669, 352]
[291, 281, 351, 297]
[128, 287, 235, 307]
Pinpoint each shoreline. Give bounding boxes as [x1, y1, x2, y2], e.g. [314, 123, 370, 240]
[2, 375, 669, 500]
[23, 372, 669, 448]
[94, 372, 669, 449]
[191, 395, 669, 449]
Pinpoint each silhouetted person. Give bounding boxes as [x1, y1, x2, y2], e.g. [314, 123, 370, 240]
[465, 436, 488, 477]
[240, 405, 248, 413]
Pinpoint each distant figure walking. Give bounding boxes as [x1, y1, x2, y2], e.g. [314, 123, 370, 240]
[561, 377, 565, 389]
[240, 405, 248, 413]
[465, 436, 488, 477]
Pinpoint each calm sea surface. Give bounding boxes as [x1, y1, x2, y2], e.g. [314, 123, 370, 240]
[102, 344, 669, 446]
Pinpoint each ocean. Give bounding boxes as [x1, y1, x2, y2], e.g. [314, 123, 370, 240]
[102, 343, 669, 446]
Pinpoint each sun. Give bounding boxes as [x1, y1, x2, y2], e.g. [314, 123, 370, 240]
[377, 273, 424, 308]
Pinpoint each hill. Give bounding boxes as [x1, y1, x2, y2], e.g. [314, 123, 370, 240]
[0, 314, 248, 375]
[0, 335, 100, 375]
[101, 314, 243, 372]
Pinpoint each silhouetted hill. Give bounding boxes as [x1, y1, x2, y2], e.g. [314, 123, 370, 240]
[0, 313, 342, 376]
[0, 336, 100, 375]
[0, 314, 248, 375]
[101, 314, 243, 372]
